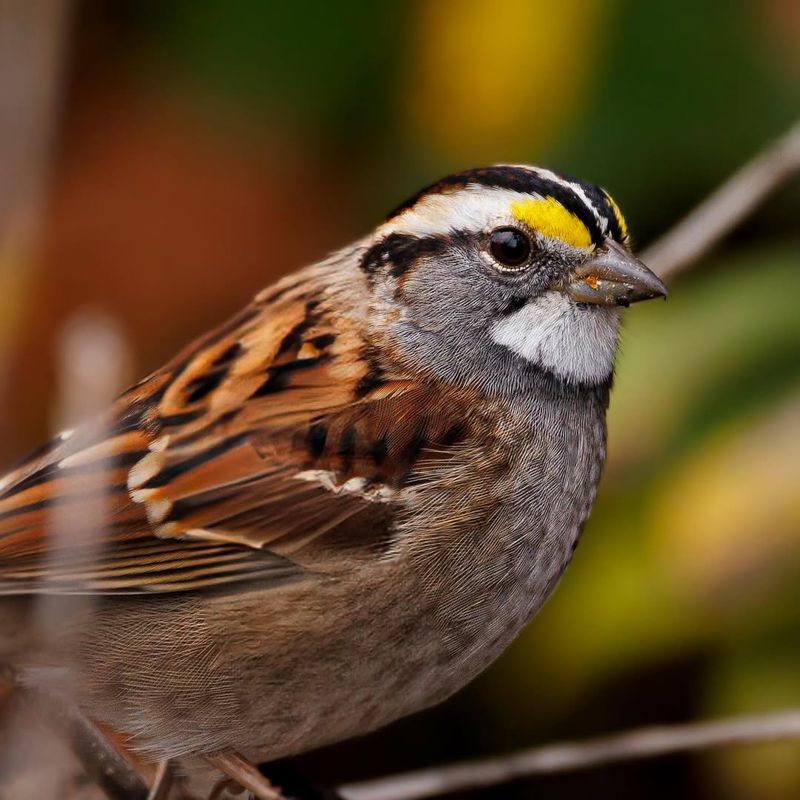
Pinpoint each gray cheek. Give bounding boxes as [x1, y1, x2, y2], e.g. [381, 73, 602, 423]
[402, 242, 561, 325]
[400, 251, 503, 334]
[384, 259, 508, 387]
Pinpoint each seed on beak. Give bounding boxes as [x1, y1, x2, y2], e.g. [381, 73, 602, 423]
[564, 238, 668, 307]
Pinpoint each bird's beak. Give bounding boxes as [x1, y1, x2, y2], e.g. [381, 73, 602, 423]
[564, 238, 668, 307]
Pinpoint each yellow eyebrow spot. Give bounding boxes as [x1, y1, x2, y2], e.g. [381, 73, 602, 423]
[604, 192, 629, 239]
[510, 197, 592, 249]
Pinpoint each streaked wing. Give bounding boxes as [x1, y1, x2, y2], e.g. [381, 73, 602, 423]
[0, 270, 469, 595]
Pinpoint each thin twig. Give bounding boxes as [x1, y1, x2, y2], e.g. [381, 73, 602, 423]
[205, 751, 285, 800]
[642, 118, 800, 278]
[339, 708, 800, 800]
[146, 760, 173, 800]
[19, 683, 149, 800]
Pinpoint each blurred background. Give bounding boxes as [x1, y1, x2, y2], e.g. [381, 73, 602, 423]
[0, 1, 798, 798]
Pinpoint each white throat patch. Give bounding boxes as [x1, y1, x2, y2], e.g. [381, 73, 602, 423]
[491, 292, 620, 384]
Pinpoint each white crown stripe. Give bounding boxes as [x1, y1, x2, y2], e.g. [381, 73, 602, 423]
[380, 186, 547, 239]
[529, 167, 607, 233]
[382, 166, 617, 243]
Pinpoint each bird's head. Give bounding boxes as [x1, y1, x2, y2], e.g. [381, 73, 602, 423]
[359, 165, 666, 390]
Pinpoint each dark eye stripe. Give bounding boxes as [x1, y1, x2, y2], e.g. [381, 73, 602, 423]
[360, 233, 448, 279]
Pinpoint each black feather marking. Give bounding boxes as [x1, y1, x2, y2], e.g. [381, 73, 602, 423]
[252, 372, 291, 398]
[277, 321, 310, 357]
[356, 371, 385, 397]
[0, 475, 134, 521]
[360, 233, 448, 279]
[597, 188, 625, 242]
[441, 422, 467, 446]
[211, 342, 243, 368]
[274, 300, 322, 358]
[500, 296, 528, 316]
[565, 177, 625, 242]
[164, 409, 241, 449]
[1, 450, 148, 500]
[159, 410, 204, 427]
[337, 425, 357, 460]
[185, 367, 228, 404]
[307, 423, 328, 459]
[406, 428, 426, 464]
[146, 306, 259, 403]
[370, 434, 388, 465]
[252, 356, 328, 398]
[310, 333, 335, 349]
[0, 498, 55, 521]
[142, 433, 249, 490]
[355, 346, 386, 397]
[112, 403, 149, 436]
[3, 463, 63, 499]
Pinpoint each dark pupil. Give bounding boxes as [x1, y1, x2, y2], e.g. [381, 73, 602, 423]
[489, 228, 531, 267]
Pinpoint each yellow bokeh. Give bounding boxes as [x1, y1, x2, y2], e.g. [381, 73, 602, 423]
[649, 394, 800, 598]
[405, 0, 612, 161]
[0, 216, 38, 364]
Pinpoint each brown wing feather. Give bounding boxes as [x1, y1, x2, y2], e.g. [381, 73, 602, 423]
[0, 270, 473, 595]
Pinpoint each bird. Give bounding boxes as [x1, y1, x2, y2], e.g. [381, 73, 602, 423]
[0, 164, 666, 798]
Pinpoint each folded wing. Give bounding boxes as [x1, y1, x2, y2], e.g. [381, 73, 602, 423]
[0, 272, 470, 594]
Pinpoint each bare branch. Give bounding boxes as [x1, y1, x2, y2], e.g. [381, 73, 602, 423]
[340, 708, 800, 800]
[18, 683, 148, 800]
[643, 119, 800, 279]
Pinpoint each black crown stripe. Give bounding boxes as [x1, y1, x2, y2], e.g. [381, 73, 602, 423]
[387, 166, 620, 245]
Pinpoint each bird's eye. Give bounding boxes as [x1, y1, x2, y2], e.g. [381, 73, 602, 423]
[488, 227, 532, 269]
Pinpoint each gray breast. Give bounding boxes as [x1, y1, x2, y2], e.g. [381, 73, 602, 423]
[401, 370, 609, 705]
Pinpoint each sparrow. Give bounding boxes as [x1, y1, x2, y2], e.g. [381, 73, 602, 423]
[0, 165, 666, 796]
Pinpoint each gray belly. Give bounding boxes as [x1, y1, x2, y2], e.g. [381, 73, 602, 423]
[26, 543, 560, 765]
